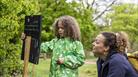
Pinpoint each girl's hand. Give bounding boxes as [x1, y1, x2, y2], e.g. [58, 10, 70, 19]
[56, 58, 64, 65]
[21, 33, 26, 40]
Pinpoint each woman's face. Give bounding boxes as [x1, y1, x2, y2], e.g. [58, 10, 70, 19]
[92, 34, 108, 56]
[58, 21, 64, 37]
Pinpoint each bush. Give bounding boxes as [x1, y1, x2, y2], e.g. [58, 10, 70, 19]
[0, 0, 40, 76]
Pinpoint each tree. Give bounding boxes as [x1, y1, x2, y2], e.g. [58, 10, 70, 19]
[105, 4, 138, 51]
[39, 0, 98, 51]
[0, 0, 40, 76]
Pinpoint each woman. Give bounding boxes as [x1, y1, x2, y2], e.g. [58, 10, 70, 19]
[92, 32, 138, 77]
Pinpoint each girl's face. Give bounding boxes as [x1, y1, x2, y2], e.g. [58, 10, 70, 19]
[92, 34, 108, 56]
[58, 21, 64, 37]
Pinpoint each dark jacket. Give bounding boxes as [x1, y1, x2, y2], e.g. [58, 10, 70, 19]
[97, 50, 138, 77]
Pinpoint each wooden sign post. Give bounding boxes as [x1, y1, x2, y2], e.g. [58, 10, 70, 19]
[32, 64, 35, 77]
[21, 15, 42, 77]
[23, 36, 31, 77]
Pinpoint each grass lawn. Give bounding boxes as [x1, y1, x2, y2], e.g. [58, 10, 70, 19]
[28, 59, 97, 77]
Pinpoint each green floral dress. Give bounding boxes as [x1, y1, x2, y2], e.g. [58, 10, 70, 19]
[41, 38, 85, 77]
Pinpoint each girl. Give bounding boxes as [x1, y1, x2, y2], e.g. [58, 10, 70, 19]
[116, 31, 138, 73]
[41, 15, 85, 77]
[92, 32, 138, 77]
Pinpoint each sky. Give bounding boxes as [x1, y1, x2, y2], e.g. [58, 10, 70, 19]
[67, 0, 138, 4]
[84, 0, 138, 26]
[66, 0, 138, 25]
[117, 0, 138, 4]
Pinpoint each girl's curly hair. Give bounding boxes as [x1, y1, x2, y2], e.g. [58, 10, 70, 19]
[53, 15, 81, 41]
[116, 31, 130, 53]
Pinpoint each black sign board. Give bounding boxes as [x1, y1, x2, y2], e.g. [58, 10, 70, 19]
[21, 15, 42, 64]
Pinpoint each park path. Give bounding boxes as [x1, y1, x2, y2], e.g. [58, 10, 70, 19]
[85, 59, 96, 64]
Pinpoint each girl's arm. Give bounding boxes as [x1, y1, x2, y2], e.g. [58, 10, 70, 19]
[21, 33, 55, 53]
[63, 41, 85, 69]
[40, 38, 57, 53]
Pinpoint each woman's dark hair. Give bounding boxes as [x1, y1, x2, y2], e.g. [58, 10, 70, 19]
[101, 32, 117, 51]
[53, 15, 81, 41]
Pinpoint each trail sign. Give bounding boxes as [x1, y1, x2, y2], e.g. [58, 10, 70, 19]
[21, 15, 42, 64]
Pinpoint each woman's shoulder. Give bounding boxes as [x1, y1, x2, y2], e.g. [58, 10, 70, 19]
[110, 53, 127, 63]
